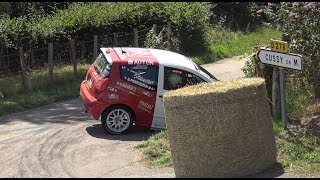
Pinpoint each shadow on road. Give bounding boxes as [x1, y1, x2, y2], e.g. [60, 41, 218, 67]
[241, 162, 285, 178]
[0, 98, 90, 125]
[85, 123, 157, 141]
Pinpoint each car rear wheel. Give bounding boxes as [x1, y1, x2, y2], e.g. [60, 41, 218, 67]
[101, 105, 133, 135]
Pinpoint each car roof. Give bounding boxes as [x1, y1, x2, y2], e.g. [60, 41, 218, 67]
[149, 48, 197, 71]
[100, 47, 197, 71]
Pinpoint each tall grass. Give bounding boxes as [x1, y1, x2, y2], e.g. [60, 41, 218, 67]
[286, 78, 315, 119]
[191, 26, 282, 64]
[135, 130, 172, 167]
[0, 64, 90, 115]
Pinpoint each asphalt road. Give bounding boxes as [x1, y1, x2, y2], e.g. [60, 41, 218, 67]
[0, 56, 299, 178]
[0, 98, 176, 177]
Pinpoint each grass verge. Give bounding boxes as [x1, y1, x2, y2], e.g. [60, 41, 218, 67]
[0, 64, 90, 116]
[190, 26, 282, 64]
[135, 130, 172, 167]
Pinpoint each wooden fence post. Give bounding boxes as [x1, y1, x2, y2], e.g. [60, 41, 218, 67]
[19, 47, 28, 88]
[133, 28, 139, 47]
[48, 43, 54, 83]
[113, 33, 118, 47]
[272, 67, 281, 119]
[94, 35, 98, 61]
[153, 24, 157, 33]
[81, 43, 85, 61]
[30, 49, 35, 69]
[70, 39, 77, 77]
[167, 21, 171, 39]
[167, 21, 172, 50]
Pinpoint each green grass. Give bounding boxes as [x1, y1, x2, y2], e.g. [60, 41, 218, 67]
[272, 118, 283, 136]
[0, 64, 90, 116]
[135, 130, 172, 167]
[295, 163, 320, 177]
[277, 136, 320, 168]
[286, 79, 315, 119]
[190, 26, 282, 64]
[135, 117, 287, 167]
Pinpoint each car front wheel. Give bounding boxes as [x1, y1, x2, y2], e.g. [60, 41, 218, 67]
[101, 105, 133, 135]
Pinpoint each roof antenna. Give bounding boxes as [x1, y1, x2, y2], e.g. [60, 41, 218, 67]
[120, 47, 126, 54]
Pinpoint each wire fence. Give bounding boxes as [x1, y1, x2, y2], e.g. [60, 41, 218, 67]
[25, 47, 48, 70]
[0, 53, 20, 77]
[0, 24, 168, 78]
[118, 32, 135, 47]
[76, 40, 95, 64]
[138, 28, 151, 48]
[54, 42, 72, 67]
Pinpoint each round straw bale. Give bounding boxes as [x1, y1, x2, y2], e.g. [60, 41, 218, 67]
[163, 78, 277, 178]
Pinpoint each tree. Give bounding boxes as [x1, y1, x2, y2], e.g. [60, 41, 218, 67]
[260, 2, 320, 97]
[0, 2, 10, 16]
[8, 2, 71, 18]
[211, 2, 268, 32]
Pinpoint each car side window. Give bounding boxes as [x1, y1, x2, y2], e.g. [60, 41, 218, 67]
[120, 65, 159, 91]
[163, 66, 206, 91]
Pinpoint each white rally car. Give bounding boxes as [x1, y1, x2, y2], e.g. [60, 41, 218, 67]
[80, 47, 218, 134]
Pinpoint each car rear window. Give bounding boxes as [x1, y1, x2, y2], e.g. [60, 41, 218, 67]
[93, 53, 112, 78]
[120, 65, 159, 91]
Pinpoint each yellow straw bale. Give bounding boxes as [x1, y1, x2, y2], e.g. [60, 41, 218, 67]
[163, 78, 277, 178]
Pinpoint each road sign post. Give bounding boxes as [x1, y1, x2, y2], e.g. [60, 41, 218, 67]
[257, 37, 302, 130]
[279, 67, 287, 129]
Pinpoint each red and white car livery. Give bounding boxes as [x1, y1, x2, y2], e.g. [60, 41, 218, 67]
[80, 47, 218, 134]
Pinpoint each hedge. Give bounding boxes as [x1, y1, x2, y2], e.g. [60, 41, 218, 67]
[0, 2, 213, 53]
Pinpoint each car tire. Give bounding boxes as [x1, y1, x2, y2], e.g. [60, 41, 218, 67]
[101, 105, 134, 135]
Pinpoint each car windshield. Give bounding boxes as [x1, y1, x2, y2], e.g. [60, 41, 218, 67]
[191, 60, 218, 81]
[93, 53, 112, 78]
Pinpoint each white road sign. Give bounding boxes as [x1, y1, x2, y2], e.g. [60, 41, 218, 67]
[257, 48, 303, 70]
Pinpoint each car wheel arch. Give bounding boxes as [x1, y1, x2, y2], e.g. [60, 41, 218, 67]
[101, 104, 136, 123]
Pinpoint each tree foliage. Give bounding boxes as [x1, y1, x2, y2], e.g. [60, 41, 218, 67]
[211, 2, 268, 32]
[0, 2, 213, 54]
[260, 2, 320, 97]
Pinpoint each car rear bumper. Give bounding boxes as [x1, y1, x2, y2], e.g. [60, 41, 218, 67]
[80, 80, 101, 120]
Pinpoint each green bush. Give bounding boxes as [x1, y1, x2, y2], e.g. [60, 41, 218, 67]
[0, 2, 213, 54]
[211, 2, 268, 32]
[242, 55, 257, 78]
[144, 25, 169, 50]
[263, 2, 320, 97]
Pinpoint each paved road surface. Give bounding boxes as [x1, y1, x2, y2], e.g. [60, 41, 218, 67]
[201, 56, 248, 81]
[0, 56, 300, 178]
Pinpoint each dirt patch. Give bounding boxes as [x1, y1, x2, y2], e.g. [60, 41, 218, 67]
[302, 116, 320, 139]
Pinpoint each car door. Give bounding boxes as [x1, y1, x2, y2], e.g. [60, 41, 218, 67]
[151, 64, 168, 130]
[151, 65, 208, 130]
